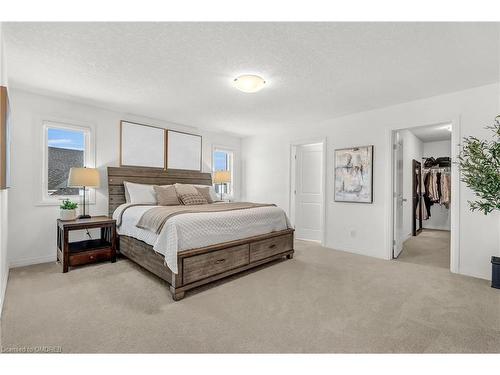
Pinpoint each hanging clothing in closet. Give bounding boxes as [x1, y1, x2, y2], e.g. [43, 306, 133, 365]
[422, 161, 451, 219]
[441, 173, 451, 207]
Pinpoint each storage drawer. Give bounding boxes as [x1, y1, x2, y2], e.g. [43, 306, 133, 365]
[250, 233, 293, 262]
[69, 249, 112, 266]
[183, 244, 249, 284]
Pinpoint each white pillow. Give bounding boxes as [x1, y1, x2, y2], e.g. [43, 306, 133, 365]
[194, 184, 219, 202]
[123, 181, 157, 204]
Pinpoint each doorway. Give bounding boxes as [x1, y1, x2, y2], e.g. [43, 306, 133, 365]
[290, 140, 326, 243]
[391, 122, 457, 271]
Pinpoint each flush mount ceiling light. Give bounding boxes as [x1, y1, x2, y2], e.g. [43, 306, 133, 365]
[233, 74, 266, 93]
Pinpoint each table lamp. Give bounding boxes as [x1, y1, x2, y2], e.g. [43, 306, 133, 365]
[213, 171, 231, 201]
[68, 167, 100, 219]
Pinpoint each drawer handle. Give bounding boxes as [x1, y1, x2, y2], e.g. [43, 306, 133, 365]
[269, 244, 277, 249]
[215, 258, 226, 264]
[90, 255, 95, 260]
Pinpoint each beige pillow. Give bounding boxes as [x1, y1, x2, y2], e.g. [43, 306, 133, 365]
[195, 186, 214, 203]
[174, 183, 198, 195]
[174, 183, 209, 205]
[154, 185, 181, 206]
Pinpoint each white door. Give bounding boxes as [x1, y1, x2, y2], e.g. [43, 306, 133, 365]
[295, 143, 323, 241]
[393, 132, 404, 258]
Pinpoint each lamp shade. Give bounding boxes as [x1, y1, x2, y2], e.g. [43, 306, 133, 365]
[213, 170, 231, 184]
[68, 167, 100, 188]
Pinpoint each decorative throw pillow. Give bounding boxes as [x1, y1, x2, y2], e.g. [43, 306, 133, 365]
[179, 193, 208, 206]
[123, 181, 157, 204]
[173, 183, 199, 196]
[154, 185, 181, 206]
[195, 186, 214, 203]
[194, 184, 218, 202]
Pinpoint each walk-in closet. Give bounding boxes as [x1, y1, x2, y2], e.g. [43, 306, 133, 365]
[393, 123, 452, 269]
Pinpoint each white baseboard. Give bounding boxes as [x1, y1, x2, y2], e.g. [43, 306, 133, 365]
[9, 254, 56, 268]
[458, 268, 490, 281]
[326, 244, 387, 260]
[422, 226, 451, 231]
[0, 267, 9, 320]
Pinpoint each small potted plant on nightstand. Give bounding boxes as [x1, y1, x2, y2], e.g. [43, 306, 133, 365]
[60, 199, 78, 221]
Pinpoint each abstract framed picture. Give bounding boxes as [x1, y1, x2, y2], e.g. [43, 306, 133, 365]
[334, 145, 373, 203]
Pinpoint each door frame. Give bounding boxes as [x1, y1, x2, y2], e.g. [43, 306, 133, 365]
[289, 137, 327, 246]
[392, 131, 404, 259]
[385, 117, 461, 274]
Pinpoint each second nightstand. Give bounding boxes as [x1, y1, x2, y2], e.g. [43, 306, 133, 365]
[56, 216, 117, 273]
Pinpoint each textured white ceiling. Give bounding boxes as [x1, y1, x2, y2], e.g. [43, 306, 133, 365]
[3, 22, 500, 136]
[410, 123, 452, 142]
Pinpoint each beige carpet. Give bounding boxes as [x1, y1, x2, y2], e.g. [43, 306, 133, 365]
[1, 240, 499, 353]
[397, 229, 451, 269]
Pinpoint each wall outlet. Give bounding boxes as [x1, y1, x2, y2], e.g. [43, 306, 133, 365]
[349, 229, 357, 238]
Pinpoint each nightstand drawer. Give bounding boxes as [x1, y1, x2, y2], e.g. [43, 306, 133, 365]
[69, 249, 113, 266]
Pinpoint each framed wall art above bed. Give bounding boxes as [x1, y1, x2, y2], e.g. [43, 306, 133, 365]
[120, 121, 166, 169]
[119, 121, 203, 171]
[334, 145, 373, 203]
[167, 130, 202, 171]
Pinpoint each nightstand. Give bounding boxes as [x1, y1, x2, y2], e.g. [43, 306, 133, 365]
[56, 216, 117, 272]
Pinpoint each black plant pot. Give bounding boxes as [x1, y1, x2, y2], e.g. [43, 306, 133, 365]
[492, 256, 500, 289]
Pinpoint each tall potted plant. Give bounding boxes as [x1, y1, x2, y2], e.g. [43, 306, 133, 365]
[458, 115, 500, 287]
[458, 115, 500, 214]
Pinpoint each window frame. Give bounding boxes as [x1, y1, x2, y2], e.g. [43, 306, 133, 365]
[212, 145, 235, 199]
[39, 120, 95, 205]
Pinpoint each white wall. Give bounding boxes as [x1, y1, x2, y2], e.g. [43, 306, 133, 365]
[242, 83, 500, 280]
[0, 22, 9, 318]
[400, 130, 423, 239]
[7, 89, 241, 267]
[422, 140, 452, 231]
[423, 139, 452, 158]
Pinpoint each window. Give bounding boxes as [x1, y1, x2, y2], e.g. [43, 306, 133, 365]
[42, 121, 93, 202]
[212, 148, 234, 198]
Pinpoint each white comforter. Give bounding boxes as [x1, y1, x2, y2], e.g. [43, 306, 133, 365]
[113, 203, 290, 274]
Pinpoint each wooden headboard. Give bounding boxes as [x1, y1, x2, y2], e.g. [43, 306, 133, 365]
[107, 166, 212, 216]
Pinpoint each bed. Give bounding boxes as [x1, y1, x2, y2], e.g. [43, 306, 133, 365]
[108, 167, 294, 300]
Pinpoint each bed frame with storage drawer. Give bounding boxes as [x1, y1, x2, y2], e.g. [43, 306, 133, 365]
[108, 166, 294, 301]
